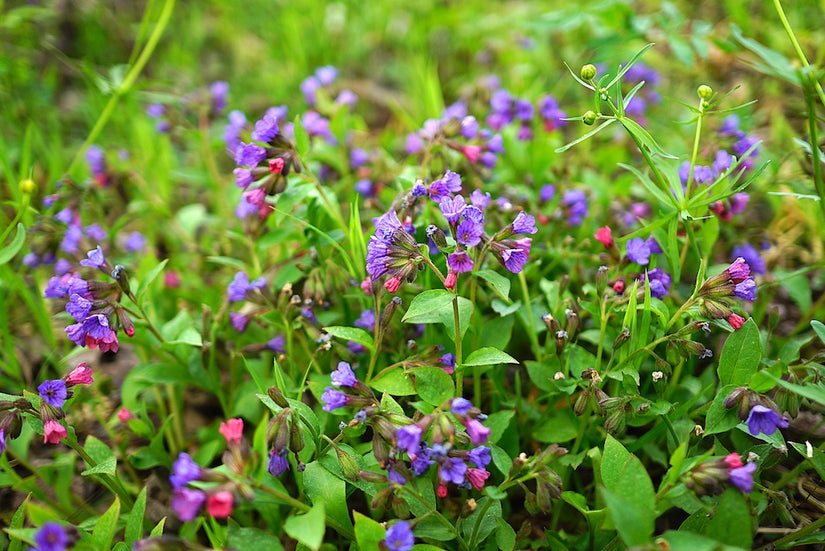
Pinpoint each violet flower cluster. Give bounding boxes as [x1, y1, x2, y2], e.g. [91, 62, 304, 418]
[486, 87, 568, 140]
[685, 452, 758, 496]
[169, 452, 235, 521]
[698, 256, 759, 329]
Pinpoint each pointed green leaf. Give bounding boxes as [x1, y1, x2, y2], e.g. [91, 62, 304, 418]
[92, 497, 121, 551]
[323, 326, 374, 351]
[294, 114, 310, 156]
[413, 367, 454, 406]
[0, 223, 25, 265]
[125, 486, 147, 545]
[284, 501, 325, 551]
[402, 290, 455, 322]
[717, 318, 761, 386]
[463, 347, 518, 367]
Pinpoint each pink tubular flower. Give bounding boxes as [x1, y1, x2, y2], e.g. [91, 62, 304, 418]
[360, 277, 373, 295]
[206, 491, 233, 518]
[385, 276, 402, 293]
[728, 314, 745, 330]
[65, 362, 93, 385]
[464, 419, 491, 445]
[594, 226, 613, 247]
[117, 407, 135, 423]
[465, 468, 490, 490]
[462, 145, 481, 163]
[43, 420, 68, 444]
[219, 418, 244, 444]
[444, 271, 458, 290]
[723, 453, 743, 470]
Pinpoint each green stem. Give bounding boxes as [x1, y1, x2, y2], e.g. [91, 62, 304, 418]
[684, 98, 706, 205]
[758, 513, 825, 551]
[518, 271, 541, 361]
[683, 219, 703, 267]
[65, 0, 175, 176]
[64, 433, 134, 508]
[804, 83, 825, 221]
[453, 294, 464, 397]
[298, 162, 348, 235]
[666, 295, 698, 331]
[254, 482, 354, 539]
[366, 293, 382, 383]
[773, 0, 825, 110]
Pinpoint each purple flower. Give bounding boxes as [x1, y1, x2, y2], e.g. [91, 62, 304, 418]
[354, 309, 376, 331]
[512, 211, 538, 234]
[85, 145, 106, 176]
[350, 148, 369, 168]
[55, 207, 74, 225]
[300, 76, 321, 105]
[59, 225, 82, 254]
[229, 312, 249, 333]
[562, 189, 588, 226]
[335, 89, 358, 107]
[470, 189, 491, 210]
[719, 115, 743, 138]
[267, 448, 290, 477]
[465, 419, 491, 445]
[170, 453, 201, 489]
[732, 243, 765, 275]
[411, 446, 435, 475]
[440, 195, 466, 223]
[315, 65, 337, 85]
[347, 341, 367, 354]
[540, 184, 555, 202]
[443, 100, 467, 120]
[451, 397, 473, 416]
[429, 170, 462, 201]
[385, 521, 415, 551]
[626, 238, 651, 265]
[355, 179, 373, 197]
[501, 244, 529, 273]
[302, 111, 336, 143]
[210, 81, 229, 114]
[267, 335, 286, 354]
[734, 278, 758, 301]
[487, 133, 505, 154]
[456, 220, 484, 247]
[65, 314, 111, 347]
[171, 488, 206, 522]
[448, 251, 474, 273]
[251, 112, 280, 143]
[461, 116, 479, 138]
[746, 405, 788, 436]
[33, 522, 68, 551]
[643, 268, 673, 299]
[712, 150, 733, 176]
[79, 246, 106, 269]
[331, 362, 358, 387]
[54, 258, 72, 276]
[729, 462, 757, 493]
[439, 457, 468, 484]
[733, 135, 760, 158]
[373, 210, 403, 241]
[440, 353, 456, 370]
[515, 99, 534, 121]
[124, 232, 146, 252]
[322, 387, 348, 412]
[468, 446, 492, 468]
[84, 224, 107, 241]
[300, 307, 318, 324]
[38, 379, 68, 408]
[66, 293, 93, 321]
[727, 257, 751, 282]
[234, 143, 267, 167]
[405, 133, 423, 155]
[0, 429, 6, 455]
[227, 272, 266, 302]
[396, 425, 422, 454]
[146, 103, 165, 118]
[729, 193, 750, 215]
[387, 465, 406, 485]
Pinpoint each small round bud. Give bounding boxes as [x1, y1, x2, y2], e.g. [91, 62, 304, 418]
[697, 85, 713, 99]
[701, 100, 710, 110]
[582, 111, 597, 126]
[19, 179, 36, 195]
[580, 64, 597, 81]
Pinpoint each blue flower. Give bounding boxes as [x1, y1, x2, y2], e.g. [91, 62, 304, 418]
[33, 522, 68, 551]
[251, 112, 279, 143]
[321, 387, 348, 412]
[65, 293, 93, 321]
[79, 246, 106, 269]
[626, 238, 651, 265]
[468, 446, 492, 468]
[729, 462, 757, 493]
[38, 380, 67, 408]
[511, 211, 538, 235]
[267, 448, 290, 477]
[385, 521, 415, 551]
[456, 220, 483, 247]
[732, 243, 765, 275]
[451, 398, 473, 416]
[170, 453, 201, 489]
[227, 272, 266, 302]
[331, 362, 358, 387]
[439, 457, 468, 485]
[746, 405, 788, 436]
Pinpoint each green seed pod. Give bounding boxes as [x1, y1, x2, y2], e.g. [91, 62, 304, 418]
[580, 64, 597, 81]
[582, 110, 598, 125]
[19, 179, 36, 195]
[697, 84, 713, 99]
[334, 446, 360, 480]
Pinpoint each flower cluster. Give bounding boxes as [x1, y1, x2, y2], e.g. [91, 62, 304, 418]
[698, 257, 759, 329]
[724, 388, 789, 436]
[169, 452, 235, 521]
[486, 87, 568, 139]
[44, 247, 136, 353]
[685, 453, 758, 496]
[30, 521, 78, 551]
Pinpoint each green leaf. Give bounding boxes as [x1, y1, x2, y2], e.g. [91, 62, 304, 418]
[81, 456, 117, 476]
[370, 367, 416, 396]
[82, 435, 117, 476]
[484, 410, 514, 444]
[354, 511, 385, 551]
[534, 412, 578, 443]
[402, 290, 455, 322]
[284, 501, 325, 551]
[600, 435, 655, 547]
[704, 385, 741, 435]
[294, 114, 310, 156]
[302, 461, 353, 532]
[812, 320, 825, 346]
[495, 518, 516, 551]
[663, 529, 747, 551]
[717, 318, 761, 386]
[136, 258, 168, 302]
[227, 521, 284, 550]
[413, 367, 454, 406]
[125, 486, 146, 545]
[462, 347, 518, 367]
[150, 517, 165, 536]
[790, 442, 825, 481]
[7, 495, 29, 551]
[323, 326, 374, 350]
[0, 223, 25, 265]
[619, 162, 678, 209]
[620, 117, 678, 159]
[680, 488, 752, 548]
[462, 497, 501, 545]
[92, 497, 121, 551]
[764, 374, 825, 406]
[555, 118, 617, 153]
[475, 269, 511, 300]
[605, 43, 656, 88]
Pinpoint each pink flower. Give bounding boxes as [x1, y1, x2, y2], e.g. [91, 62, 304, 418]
[206, 491, 233, 518]
[465, 468, 490, 490]
[464, 419, 491, 445]
[65, 362, 93, 385]
[444, 271, 458, 290]
[219, 418, 244, 444]
[723, 453, 743, 469]
[117, 407, 135, 423]
[728, 314, 745, 330]
[360, 277, 373, 295]
[462, 145, 481, 164]
[43, 420, 67, 444]
[384, 276, 402, 293]
[594, 226, 613, 247]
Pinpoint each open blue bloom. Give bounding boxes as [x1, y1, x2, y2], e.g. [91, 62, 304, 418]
[429, 170, 462, 201]
[38, 380, 68, 408]
[227, 272, 266, 302]
[447, 251, 474, 273]
[411, 446, 435, 475]
[643, 268, 673, 299]
[396, 425, 422, 454]
[84, 224, 107, 241]
[125, 232, 146, 252]
[234, 143, 267, 167]
[500, 241, 531, 273]
[267, 335, 286, 354]
[65, 314, 111, 347]
[451, 398, 473, 416]
[33, 522, 68, 551]
[385, 521, 415, 551]
[734, 278, 758, 301]
[562, 189, 588, 226]
[251, 112, 280, 143]
[354, 309, 376, 331]
[170, 453, 201, 489]
[626, 238, 651, 265]
[732, 243, 765, 275]
[540, 184, 556, 202]
[440, 457, 468, 485]
[210, 81, 229, 114]
[331, 362, 358, 387]
[229, 312, 249, 333]
[729, 462, 757, 493]
[322, 387, 348, 412]
[468, 446, 492, 468]
[746, 405, 788, 436]
[79, 246, 106, 269]
[456, 220, 483, 247]
[470, 189, 491, 210]
[66, 293, 93, 321]
[511, 211, 538, 234]
[171, 487, 206, 522]
[439, 195, 466, 224]
[387, 466, 406, 485]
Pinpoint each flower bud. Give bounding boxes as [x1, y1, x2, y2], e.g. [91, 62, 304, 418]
[372, 435, 391, 468]
[335, 446, 361, 480]
[426, 225, 449, 251]
[604, 408, 626, 434]
[580, 64, 597, 81]
[267, 385, 290, 408]
[111, 265, 132, 297]
[380, 296, 403, 334]
[19, 178, 36, 194]
[613, 327, 630, 351]
[359, 470, 388, 483]
[371, 486, 394, 510]
[596, 266, 609, 296]
[289, 412, 305, 453]
[697, 85, 713, 99]
[461, 498, 478, 518]
[574, 390, 590, 416]
[582, 110, 598, 126]
[541, 313, 561, 334]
